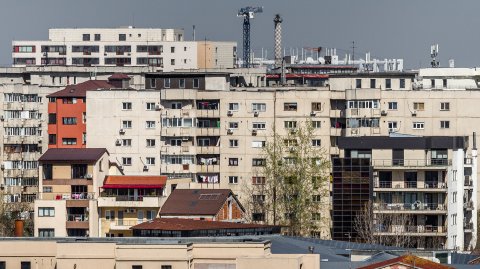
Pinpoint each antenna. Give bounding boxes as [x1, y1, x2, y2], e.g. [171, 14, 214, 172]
[430, 44, 439, 68]
[192, 25, 196, 41]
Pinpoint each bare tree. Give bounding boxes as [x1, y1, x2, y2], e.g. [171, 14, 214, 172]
[243, 120, 331, 237]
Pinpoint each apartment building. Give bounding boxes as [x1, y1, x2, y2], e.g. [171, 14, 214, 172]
[12, 27, 237, 71]
[35, 148, 109, 237]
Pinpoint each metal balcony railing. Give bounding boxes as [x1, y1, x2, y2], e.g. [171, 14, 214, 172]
[376, 181, 447, 189]
[372, 159, 451, 167]
[42, 192, 95, 200]
[376, 225, 446, 234]
[374, 202, 446, 211]
[67, 214, 88, 222]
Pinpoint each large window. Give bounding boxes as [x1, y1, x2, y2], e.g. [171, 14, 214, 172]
[412, 122, 425, 129]
[38, 207, 55, 217]
[252, 122, 266, 130]
[283, 102, 297, 111]
[252, 103, 266, 112]
[71, 164, 88, 178]
[48, 113, 56, 124]
[252, 158, 266, 167]
[62, 117, 77, 125]
[62, 138, 77, 145]
[21, 262, 31, 269]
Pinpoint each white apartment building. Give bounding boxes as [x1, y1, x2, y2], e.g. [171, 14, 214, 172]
[12, 27, 237, 71]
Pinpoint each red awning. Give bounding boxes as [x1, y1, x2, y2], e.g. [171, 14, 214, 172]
[102, 176, 167, 189]
[102, 184, 164, 189]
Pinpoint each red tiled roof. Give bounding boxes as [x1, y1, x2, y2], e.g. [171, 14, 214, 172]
[160, 189, 242, 216]
[103, 176, 167, 189]
[47, 80, 113, 98]
[358, 254, 454, 269]
[39, 148, 108, 163]
[108, 73, 131, 80]
[131, 217, 273, 231]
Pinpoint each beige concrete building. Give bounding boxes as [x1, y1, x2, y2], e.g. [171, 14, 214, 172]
[0, 237, 319, 269]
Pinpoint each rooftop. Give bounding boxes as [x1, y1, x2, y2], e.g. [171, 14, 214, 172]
[131, 218, 276, 231]
[39, 148, 108, 163]
[102, 175, 167, 189]
[47, 80, 114, 98]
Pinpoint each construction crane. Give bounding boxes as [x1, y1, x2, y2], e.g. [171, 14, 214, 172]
[237, 6, 263, 68]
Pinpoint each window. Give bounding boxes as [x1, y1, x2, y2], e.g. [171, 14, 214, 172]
[228, 176, 238, 184]
[229, 139, 239, 147]
[146, 157, 155, 165]
[146, 210, 156, 220]
[413, 102, 424, 111]
[388, 102, 397, 110]
[252, 141, 266, 148]
[122, 120, 132, 129]
[441, 102, 450, 111]
[122, 139, 132, 146]
[284, 102, 297, 111]
[440, 121, 450, 129]
[48, 113, 56, 124]
[71, 164, 87, 178]
[105, 210, 115, 220]
[171, 59, 175, 65]
[356, 79, 362, 88]
[94, 34, 101, 41]
[385, 79, 391, 89]
[171, 102, 182, 109]
[229, 122, 239, 129]
[38, 228, 55, 238]
[164, 78, 171, 88]
[311, 102, 322, 111]
[62, 117, 77, 125]
[443, 79, 447, 88]
[62, 138, 77, 145]
[311, 121, 321, 128]
[21, 262, 31, 269]
[312, 213, 321, 221]
[82, 34, 90, 41]
[252, 122, 266, 130]
[122, 102, 132, 110]
[132, 265, 142, 269]
[370, 79, 376, 88]
[146, 121, 156, 129]
[229, 103, 239, 111]
[161, 266, 172, 269]
[413, 122, 425, 129]
[252, 158, 266, 167]
[63, 98, 77, 104]
[146, 139, 156, 147]
[312, 195, 321, 202]
[171, 47, 175, 53]
[400, 78, 405, 89]
[312, 139, 321, 147]
[388, 121, 398, 132]
[252, 213, 265, 221]
[48, 134, 56, 145]
[228, 158, 238, 166]
[0, 261, 4, 269]
[179, 78, 185, 88]
[43, 186, 52, 193]
[252, 176, 266, 184]
[38, 207, 55, 217]
[146, 102, 156, 110]
[193, 78, 199, 88]
[252, 103, 266, 112]
[170, 139, 182, 146]
[284, 121, 297, 129]
[122, 157, 132, 166]
[119, 34, 126, 41]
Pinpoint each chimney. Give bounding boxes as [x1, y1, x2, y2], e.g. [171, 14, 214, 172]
[274, 14, 283, 69]
[14, 219, 24, 237]
[108, 73, 131, 88]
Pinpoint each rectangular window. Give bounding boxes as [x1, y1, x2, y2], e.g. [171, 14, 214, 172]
[0, 261, 4, 269]
[312, 213, 321, 221]
[171, 102, 182, 109]
[252, 213, 265, 221]
[82, 34, 90, 41]
[413, 122, 425, 129]
[284, 121, 297, 129]
[161, 266, 172, 269]
[119, 34, 126, 41]
[105, 210, 115, 220]
[71, 164, 88, 178]
[229, 139, 239, 147]
[146, 210, 156, 220]
[62, 138, 77, 145]
[146, 102, 156, 110]
[356, 79, 362, 88]
[252, 103, 266, 112]
[122, 120, 132, 129]
[62, 117, 77, 125]
[443, 79, 447, 88]
[132, 266, 142, 269]
[311, 121, 321, 128]
[122, 157, 132, 166]
[385, 79, 391, 89]
[413, 102, 424, 111]
[171, 59, 175, 65]
[38, 207, 55, 217]
[145, 121, 156, 129]
[228, 158, 239, 166]
[146, 157, 155, 165]
[171, 47, 175, 53]
[21, 262, 31, 269]
[94, 34, 101, 41]
[48, 134, 57, 145]
[251, 141, 266, 148]
[38, 228, 55, 237]
[229, 122, 239, 129]
[370, 79, 376, 88]
[312, 139, 321, 147]
[43, 186, 52, 193]
[164, 78, 171, 88]
[311, 102, 322, 111]
[440, 102, 450, 111]
[228, 176, 238, 184]
[440, 121, 450, 129]
[146, 139, 156, 147]
[48, 113, 56, 124]
[252, 122, 266, 130]
[252, 176, 266, 184]
[283, 102, 297, 111]
[122, 139, 132, 146]
[122, 102, 132, 110]
[229, 103, 239, 111]
[388, 102, 397, 110]
[388, 121, 398, 132]
[179, 78, 185, 88]
[400, 78, 405, 89]
[312, 195, 321, 202]
[252, 158, 266, 167]
[193, 78, 199, 88]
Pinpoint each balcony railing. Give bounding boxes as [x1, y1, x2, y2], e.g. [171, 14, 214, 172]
[376, 181, 447, 189]
[372, 159, 451, 167]
[109, 219, 150, 228]
[374, 202, 446, 211]
[41, 192, 95, 200]
[375, 225, 446, 234]
[67, 214, 88, 222]
[99, 194, 163, 201]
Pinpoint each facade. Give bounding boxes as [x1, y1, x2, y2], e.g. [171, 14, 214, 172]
[35, 148, 109, 237]
[12, 27, 236, 71]
[0, 237, 319, 269]
[333, 136, 477, 251]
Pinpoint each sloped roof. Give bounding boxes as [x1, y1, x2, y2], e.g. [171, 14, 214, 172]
[39, 148, 108, 163]
[131, 218, 272, 231]
[108, 73, 131, 80]
[103, 176, 167, 189]
[160, 189, 243, 216]
[47, 80, 113, 98]
[357, 254, 454, 269]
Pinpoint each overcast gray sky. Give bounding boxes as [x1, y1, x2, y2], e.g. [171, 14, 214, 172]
[1, 0, 479, 69]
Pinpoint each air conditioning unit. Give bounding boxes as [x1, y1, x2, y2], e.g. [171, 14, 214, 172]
[388, 128, 397, 133]
[0, 115, 4, 121]
[253, 110, 259, 117]
[412, 111, 417, 117]
[227, 128, 233, 134]
[85, 174, 93, 179]
[115, 139, 122, 146]
[155, 104, 161, 111]
[0, 184, 4, 189]
[143, 165, 148, 171]
[227, 110, 233, 116]
[0, 164, 4, 170]
[119, 128, 125, 134]
[310, 111, 316, 117]
[252, 129, 257, 136]
[381, 110, 387, 116]
[119, 165, 124, 170]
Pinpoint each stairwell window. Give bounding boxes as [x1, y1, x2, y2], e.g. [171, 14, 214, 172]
[413, 122, 424, 129]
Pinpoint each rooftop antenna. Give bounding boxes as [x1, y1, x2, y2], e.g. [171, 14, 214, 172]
[237, 6, 263, 68]
[192, 25, 196, 41]
[430, 44, 439, 68]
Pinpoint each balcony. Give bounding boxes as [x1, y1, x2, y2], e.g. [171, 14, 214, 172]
[196, 128, 220, 136]
[108, 219, 148, 230]
[464, 176, 473, 189]
[329, 109, 345, 118]
[372, 159, 451, 169]
[161, 127, 194, 137]
[40, 192, 95, 200]
[374, 202, 447, 214]
[196, 109, 220, 118]
[67, 214, 88, 222]
[374, 181, 447, 192]
[464, 158, 473, 166]
[196, 164, 220, 173]
[464, 222, 474, 232]
[375, 225, 447, 236]
[197, 146, 220, 155]
[330, 127, 345, 136]
[97, 196, 165, 208]
[464, 201, 474, 211]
